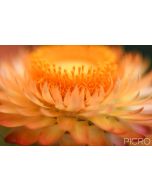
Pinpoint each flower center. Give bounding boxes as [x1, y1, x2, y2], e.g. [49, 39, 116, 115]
[26, 46, 119, 96]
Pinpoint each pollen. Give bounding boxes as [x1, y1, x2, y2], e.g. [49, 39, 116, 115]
[26, 46, 119, 96]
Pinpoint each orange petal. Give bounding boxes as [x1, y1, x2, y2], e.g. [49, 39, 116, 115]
[26, 117, 56, 129]
[38, 125, 64, 145]
[57, 117, 76, 131]
[0, 113, 28, 127]
[5, 128, 40, 145]
[0, 113, 55, 129]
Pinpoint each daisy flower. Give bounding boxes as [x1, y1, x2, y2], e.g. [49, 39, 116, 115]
[0, 45, 152, 146]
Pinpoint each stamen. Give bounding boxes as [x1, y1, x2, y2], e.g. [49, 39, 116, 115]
[26, 46, 119, 97]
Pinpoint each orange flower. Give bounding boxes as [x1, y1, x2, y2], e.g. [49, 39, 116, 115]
[0, 45, 152, 145]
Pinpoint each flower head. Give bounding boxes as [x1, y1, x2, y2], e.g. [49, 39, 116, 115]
[0, 45, 152, 145]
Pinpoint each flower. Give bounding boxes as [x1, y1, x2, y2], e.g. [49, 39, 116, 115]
[0, 45, 152, 146]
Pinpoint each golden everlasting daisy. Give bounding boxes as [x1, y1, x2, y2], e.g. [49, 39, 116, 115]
[0, 45, 152, 146]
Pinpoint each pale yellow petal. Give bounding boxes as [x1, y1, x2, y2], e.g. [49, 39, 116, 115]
[50, 86, 64, 110]
[70, 121, 88, 145]
[90, 115, 143, 138]
[41, 82, 54, 105]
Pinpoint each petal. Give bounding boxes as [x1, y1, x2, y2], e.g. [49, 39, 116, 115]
[40, 108, 61, 117]
[70, 121, 88, 145]
[38, 125, 64, 145]
[25, 91, 49, 108]
[85, 87, 104, 106]
[0, 113, 55, 129]
[15, 107, 41, 117]
[26, 117, 56, 129]
[88, 125, 108, 145]
[50, 86, 64, 110]
[0, 103, 17, 114]
[0, 114, 28, 127]
[90, 115, 144, 138]
[57, 117, 76, 131]
[58, 133, 77, 146]
[41, 82, 54, 105]
[130, 124, 151, 135]
[64, 86, 84, 112]
[0, 102, 40, 117]
[5, 128, 40, 145]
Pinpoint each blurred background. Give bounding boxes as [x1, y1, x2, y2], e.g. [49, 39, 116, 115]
[124, 46, 152, 69]
[0, 45, 152, 60]
[0, 45, 152, 55]
[124, 45, 152, 58]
